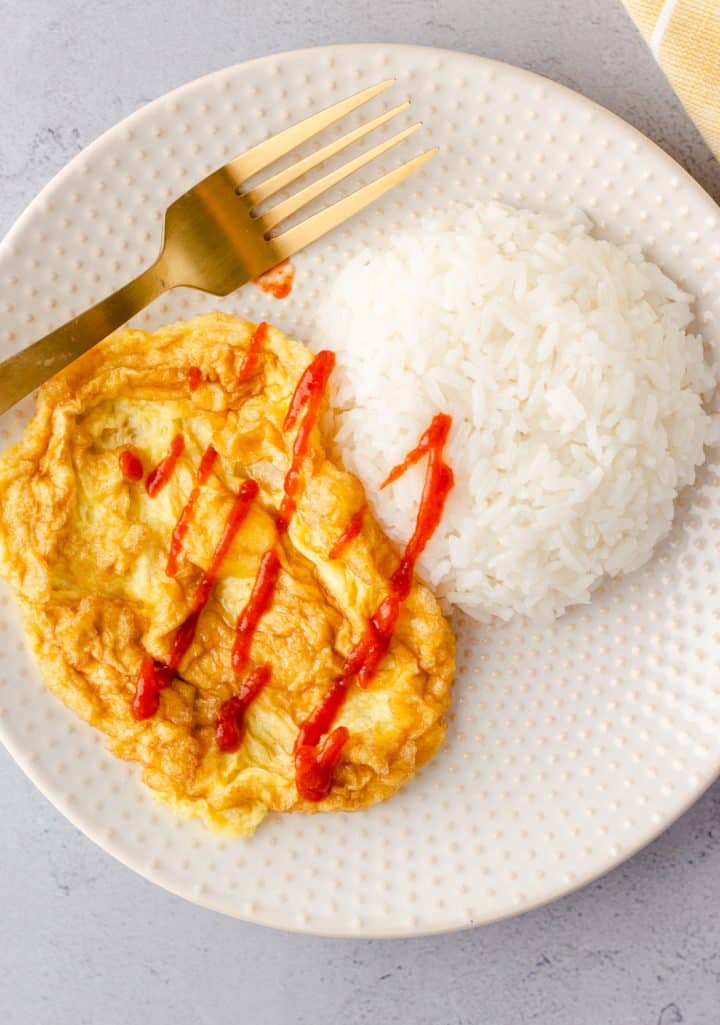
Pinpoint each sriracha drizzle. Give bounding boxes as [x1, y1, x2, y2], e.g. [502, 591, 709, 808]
[277, 350, 335, 532]
[216, 665, 271, 752]
[146, 434, 185, 497]
[131, 479, 259, 720]
[294, 412, 454, 802]
[132, 349, 337, 738]
[237, 321, 269, 383]
[294, 727, 350, 802]
[166, 445, 218, 577]
[187, 366, 203, 391]
[129, 339, 454, 805]
[232, 549, 282, 674]
[328, 504, 366, 559]
[214, 349, 339, 748]
[119, 450, 143, 482]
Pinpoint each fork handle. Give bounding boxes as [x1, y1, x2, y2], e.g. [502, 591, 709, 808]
[0, 260, 168, 415]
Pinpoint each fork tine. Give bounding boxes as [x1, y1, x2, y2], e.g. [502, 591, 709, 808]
[226, 79, 396, 183]
[258, 123, 422, 233]
[243, 101, 410, 207]
[270, 148, 437, 260]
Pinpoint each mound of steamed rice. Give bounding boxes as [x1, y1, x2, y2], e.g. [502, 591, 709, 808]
[316, 201, 717, 622]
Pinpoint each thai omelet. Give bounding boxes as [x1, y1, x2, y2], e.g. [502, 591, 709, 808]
[0, 313, 454, 835]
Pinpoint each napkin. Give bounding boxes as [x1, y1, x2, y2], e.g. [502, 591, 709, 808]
[623, 0, 720, 159]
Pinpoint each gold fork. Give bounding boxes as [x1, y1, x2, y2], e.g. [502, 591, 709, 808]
[0, 80, 435, 414]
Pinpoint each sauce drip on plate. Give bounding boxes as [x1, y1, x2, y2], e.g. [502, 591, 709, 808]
[294, 413, 453, 801]
[131, 479, 259, 720]
[146, 434, 185, 497]
[253, 260, 295, 299]
[166, 444, 218, 577]
[119, 450, 143, 482]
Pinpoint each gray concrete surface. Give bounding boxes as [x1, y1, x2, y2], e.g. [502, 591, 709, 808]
[1, 1, 719, 1022]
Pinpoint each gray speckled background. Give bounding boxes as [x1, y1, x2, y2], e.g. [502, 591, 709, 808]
[2, 1, 720, 1022]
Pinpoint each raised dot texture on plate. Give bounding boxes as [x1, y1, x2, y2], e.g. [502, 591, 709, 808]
[0, 45, 719, 937]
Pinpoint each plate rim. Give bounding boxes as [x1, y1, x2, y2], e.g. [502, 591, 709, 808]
[1, 42, 719, 938]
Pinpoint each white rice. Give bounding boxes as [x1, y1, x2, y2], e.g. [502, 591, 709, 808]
[315, 201, 717, 623]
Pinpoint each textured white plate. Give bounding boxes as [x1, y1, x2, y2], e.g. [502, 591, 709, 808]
[1, 44, 719, 937]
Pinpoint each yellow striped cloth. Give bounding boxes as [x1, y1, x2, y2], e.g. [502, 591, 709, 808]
[623, 0, 720, 159]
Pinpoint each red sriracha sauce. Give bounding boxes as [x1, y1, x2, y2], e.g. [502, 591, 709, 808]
[215, 664, 271, 753]
[232, 548, 282, 675]
[237, 321, 269, 383]
[277, 350, 336, 532]
[212, 352, 336, 750]
[294, 727, 350, 802]
[293, 412, 454, 801]
[294, 676, 350, 753]
[131, 478, 259, 720]
[212, 353, 336, 759]
[166, 444, 218, 577]
[119, 450, 143, 482]
[253, 260, 295, 299]
[131, 654, 174, 722]
[328, 504, 366, 559]
[146, 434, 185, 497]
[346, 412, 455, 688]
[187, 366, 203, 392]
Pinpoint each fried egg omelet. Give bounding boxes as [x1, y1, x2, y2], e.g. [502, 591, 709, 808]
[0, 313, 455, 835]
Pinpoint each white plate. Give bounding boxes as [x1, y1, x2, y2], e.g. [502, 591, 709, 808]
[1, 44, 719, 937]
